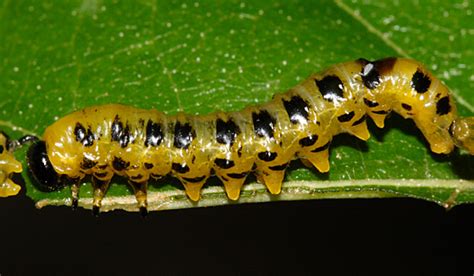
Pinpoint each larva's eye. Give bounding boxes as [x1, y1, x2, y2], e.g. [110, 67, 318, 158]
[27, 141, 63, 192]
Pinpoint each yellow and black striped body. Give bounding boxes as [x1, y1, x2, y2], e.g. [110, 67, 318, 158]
[31, 57, 474, 212]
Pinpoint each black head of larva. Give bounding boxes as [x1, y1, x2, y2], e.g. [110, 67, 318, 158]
[27, 140, 63, 192]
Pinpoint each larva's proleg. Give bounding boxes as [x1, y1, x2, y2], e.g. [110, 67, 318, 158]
[26, 58, 474, 215]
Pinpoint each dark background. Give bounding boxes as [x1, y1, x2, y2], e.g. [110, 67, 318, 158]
[1, 190, 473, 276]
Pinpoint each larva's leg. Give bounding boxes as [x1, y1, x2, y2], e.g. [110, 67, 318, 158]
[367, 111, 389, 129]
[91, 177, 111, 216]
[60, 175, 82, 210]
[305, 154, 330, 173]
[301, 140, 332, 173]
[255, 164, 288, 195]
[128, 181, 148, 217]
[347, 117, 370, 141]
[70, 181, 81, 210]
[181, 180, 207, 202]
[213, 157, 253, 200]
[218, 174, 248, 201]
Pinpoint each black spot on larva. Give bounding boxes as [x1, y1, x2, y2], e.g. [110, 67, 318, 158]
[214, 158, 235, 169]
[282, 96, 309, 124]
[311, 142, 330, 153]
[74, 123, 86, 142]
[448, 122, 455, 137]
[411, 70, 431, 93]
[315, 75, 344, 102]
[299, 134, 318, 147]
[110, 115, 130, 148]
[81, 157, 97, 170]
[402, 103, 412, 111]
[111, 115, 123, 142]
[352, 114, 367, 126]
[436, 96, 451, 115]
[172, 163, 190, 174]
[94, 172, 108, 178]
[173, 121, 195, 149]
[252, 110, 276, 138]
[374, 57, 397, 74]
[372, 110, 389, 115]
[144, 163, 154, 169]
[337, 111, 355, 123]
[0, 145, 3, 154]
[84, 129, 95, 147]
[359, 58, 397, 89]
[74, 123, 94, 147]
[112, 157, 130, 171]
[216, 118, 240, 146]
[119, 125, 131, 148]
[361, 62, 380, 89]
[145, 120, 163, 147]
[183, 175, 206, 183]
[227, 172, 248, 179]
[269, 163, 289, 171]
[363, 98, 379, 108]
[258, 151, 277, 162]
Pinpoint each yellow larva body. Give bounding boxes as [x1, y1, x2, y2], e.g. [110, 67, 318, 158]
[0, 133, 22, 197]
[28, 57, 474, 213]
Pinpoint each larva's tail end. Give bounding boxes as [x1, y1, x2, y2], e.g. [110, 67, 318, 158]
[451, 117, 474, 155]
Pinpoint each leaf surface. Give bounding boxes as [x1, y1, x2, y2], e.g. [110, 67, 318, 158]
[0, 0, 473, 211]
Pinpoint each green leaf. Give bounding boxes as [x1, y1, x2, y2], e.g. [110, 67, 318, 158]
[1, 0, 473, 212]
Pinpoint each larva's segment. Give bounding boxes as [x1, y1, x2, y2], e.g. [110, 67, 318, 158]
[0, 132, 23, 197]
[26, 58, 473, 214]
[390, 59, 457, 154]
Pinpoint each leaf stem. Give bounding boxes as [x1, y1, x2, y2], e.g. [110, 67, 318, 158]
[35, 179, 474, 212]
